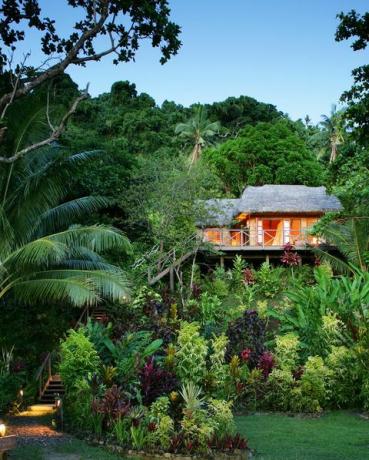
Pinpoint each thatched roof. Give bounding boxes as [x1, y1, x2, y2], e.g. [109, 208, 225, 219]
[200, 185, 342, 226]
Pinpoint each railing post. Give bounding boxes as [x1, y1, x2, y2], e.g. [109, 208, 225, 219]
[48, 355, 52, 380]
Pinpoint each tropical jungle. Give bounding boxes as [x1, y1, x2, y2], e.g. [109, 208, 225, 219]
[0, 1, 369, 459]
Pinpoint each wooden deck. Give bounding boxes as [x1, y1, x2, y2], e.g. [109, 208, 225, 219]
[201, 228, 322, 250]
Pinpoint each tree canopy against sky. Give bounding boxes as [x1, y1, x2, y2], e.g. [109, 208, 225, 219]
[203, 120, 326, 195]
[0, 0, 181, 163]
[336, 9, 369, 144]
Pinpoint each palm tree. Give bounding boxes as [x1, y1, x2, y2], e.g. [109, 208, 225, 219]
[316, 105, 346, 163]
[0, 148, 131, 307]
[314, 217, 369, 274]
[175, 106, 220, 166]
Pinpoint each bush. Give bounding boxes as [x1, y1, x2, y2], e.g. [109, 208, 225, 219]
[226, 310, 266, 367]
[291, 356, 328, 413]
[326, 346, 361, 408]
[148, 396, 174, 450]
[254, 262, 284, 298]
[139, 358, 178, 405]
[274, 333, 300, 370]
[264, 368, 294, 411]
[59, 329, 101, 390]
[208, 399, 235, 436]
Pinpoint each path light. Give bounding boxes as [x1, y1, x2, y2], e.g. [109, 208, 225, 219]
[55, 397, 62, 409]
[0, 423, 6, 437]
[19, 389, 24, 397]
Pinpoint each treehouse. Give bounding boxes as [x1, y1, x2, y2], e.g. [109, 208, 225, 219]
[198, 185, 342, 264]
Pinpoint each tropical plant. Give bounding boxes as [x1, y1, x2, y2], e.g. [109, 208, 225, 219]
[175, 106, 220, 166]
[180, 382, 205, 416]
[313, 104, 346, 162]
[291, 356, 328, 413]
[175, 322, 207, 384]
[59, 329, 101, 391]
[314, 217, 369, 274]
[0, 148, 131, 307]
[226, 310, 266, 367]
[107, 331, 163, 384]
[139, 358, 178, 405]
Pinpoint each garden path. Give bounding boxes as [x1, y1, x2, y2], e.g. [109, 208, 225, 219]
[7, 407, 79, 459]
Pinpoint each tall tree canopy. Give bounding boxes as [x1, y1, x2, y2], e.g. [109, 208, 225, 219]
[203, 120, 326, 195]
[0, 0, 181, 162]
[336, 9, 369, 143]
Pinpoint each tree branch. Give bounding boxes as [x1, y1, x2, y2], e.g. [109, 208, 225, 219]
[0, 85, 89, 164]
[0, 4, 109, 113]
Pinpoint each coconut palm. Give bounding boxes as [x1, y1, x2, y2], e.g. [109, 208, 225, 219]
[0, 147, 131, 307]
[315, 105, 346, 163]
[314, 217, 369, 274]
[175, 106, 220, 166]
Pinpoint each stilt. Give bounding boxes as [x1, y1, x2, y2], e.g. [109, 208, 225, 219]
[220, 256, 224, 268]
[265, 254, 270, 264]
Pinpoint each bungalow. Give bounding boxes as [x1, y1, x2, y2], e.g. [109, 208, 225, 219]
[199, 185, 342, 262]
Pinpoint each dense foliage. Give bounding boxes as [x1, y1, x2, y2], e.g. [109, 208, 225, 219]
[1, 6, 369, 458]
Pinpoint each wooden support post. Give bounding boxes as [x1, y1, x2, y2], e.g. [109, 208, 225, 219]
[220, 256, 224, 268]
[265, 254, 270, 264]
[169, 267, 174, 292]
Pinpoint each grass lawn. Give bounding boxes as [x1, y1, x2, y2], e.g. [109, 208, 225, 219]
[237, 410, 369, 460]
[10, 411, 369, 459]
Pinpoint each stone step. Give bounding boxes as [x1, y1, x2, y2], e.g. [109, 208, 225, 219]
[27, 404, 55, 413]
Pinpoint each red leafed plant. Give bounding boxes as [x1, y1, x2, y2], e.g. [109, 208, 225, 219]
[258, 351, 275, 378]
[281, 243, 301, 266]
[139, 357, 178, 405]
[243, 267, 255, 285]
[92, 385, 130, 423]
[209, 433, 248, 451]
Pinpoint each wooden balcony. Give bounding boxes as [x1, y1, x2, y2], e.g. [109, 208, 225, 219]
[202, 228, 321, 251]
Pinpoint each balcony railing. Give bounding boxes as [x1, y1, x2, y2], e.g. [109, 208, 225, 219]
[202, 228, 321, 249]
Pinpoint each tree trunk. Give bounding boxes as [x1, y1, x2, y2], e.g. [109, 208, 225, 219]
[329, 142, 337, 163]
[189, 143, 202, 167]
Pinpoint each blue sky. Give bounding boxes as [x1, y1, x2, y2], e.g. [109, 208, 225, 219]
[14, 0, 369, 122]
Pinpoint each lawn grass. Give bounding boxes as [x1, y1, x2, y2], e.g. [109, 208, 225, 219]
[237, 410, 369, 460]
[10, 411, 369, 459]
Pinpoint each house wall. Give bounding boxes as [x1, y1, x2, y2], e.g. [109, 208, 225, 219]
[202, 214, 322, 247]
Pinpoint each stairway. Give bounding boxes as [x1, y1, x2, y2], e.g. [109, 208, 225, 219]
[39, 374, 65, 404]
[145, 233, 201, 289]
[90, 307, 109, 322]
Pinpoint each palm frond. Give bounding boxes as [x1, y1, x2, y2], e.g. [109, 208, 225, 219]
[48, 225, 132, 254]
[11, 277, 100, 306]
[30, 269, 130, 301]
[35, 195, 112, 236]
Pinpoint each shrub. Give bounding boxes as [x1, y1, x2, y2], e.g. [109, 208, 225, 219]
[226, 310, 266, 367]
[326, 346, 361, 408]
[0, 346, 24, 415]
[148, 396, 174, 450]
[254, 262, 283, 298]
[139, 358, 178, 405]
[291, 356, 328, 413]
[274, 333, 300, 370]
[92, 385, 131, 427]
[264, 368, 294, 411]
[208, 399, 235, 436]
[180, 408, 215, 452]
[198, 293, 224, 326]
[209, 334, 228, 389]
[59, 329, 101, 390]
[176, 322, 207, 385]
